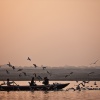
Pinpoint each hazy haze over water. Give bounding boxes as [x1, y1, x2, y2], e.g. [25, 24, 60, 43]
[0, 0, 100, 67]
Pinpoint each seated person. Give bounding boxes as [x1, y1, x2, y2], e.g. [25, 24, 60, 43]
[42, 77, 49, 85]
[7, 78, 14, 86]
[30, 77, 36, 86]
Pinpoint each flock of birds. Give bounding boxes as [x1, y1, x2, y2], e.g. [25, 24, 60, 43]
[0, 58, 100, 91]
[0, 57, 53, 83]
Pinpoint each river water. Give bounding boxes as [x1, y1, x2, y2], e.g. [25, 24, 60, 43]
[0, 81, 100, 100]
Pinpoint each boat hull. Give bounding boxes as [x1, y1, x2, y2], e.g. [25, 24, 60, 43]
[0, 83, 70, 91]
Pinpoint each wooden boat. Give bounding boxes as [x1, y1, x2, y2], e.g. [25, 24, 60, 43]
[0, 83, 70, 91]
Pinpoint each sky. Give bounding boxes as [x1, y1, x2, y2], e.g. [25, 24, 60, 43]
[0, 0, 100, 67]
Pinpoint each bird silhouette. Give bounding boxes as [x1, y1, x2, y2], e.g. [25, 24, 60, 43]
[47, 70, 52, 76]
[65, 72, 73, 78]
[7, 62, 12, 67]
[12, 66, 15, 70]
[88, 72, 94, 76]
[65, 74, 70, 78]
[37, 75, 42, 82]
[6, 70, 10, 74]
[17, 69, 23, 71]
[19, 73, 22, 77]
[27, 57, 31, 61]
[70, 72, 73, 74]
[22, 72, 27, 76]
[33, 64, 38, 68]
[90, 59, 99, 65]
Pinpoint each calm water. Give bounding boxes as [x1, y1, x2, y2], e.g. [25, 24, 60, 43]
[0, 81, 100, 100]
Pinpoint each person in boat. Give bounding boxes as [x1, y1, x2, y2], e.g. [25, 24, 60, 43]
[30, 77, 36, 86]
[42, 77, 49, 85]
[7, 78, 14, 86]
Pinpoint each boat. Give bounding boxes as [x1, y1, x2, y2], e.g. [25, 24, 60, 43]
[0, 83, 70, 91]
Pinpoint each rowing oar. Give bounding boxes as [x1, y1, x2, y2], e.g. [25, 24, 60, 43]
[12, 81, 20, 91]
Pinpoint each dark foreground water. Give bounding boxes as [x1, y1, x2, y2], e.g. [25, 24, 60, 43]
[0, 81, 100, 100]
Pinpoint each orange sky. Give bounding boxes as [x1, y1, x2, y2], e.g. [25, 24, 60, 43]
[0, 0, 100, 67]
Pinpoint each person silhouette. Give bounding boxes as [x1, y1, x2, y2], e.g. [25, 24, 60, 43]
[7, 78, 14, 86]
[42, 77, 49, 85]
[30, 77, 36, 86]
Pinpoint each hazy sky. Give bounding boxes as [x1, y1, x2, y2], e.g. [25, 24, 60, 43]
[0, 0, 100, 67]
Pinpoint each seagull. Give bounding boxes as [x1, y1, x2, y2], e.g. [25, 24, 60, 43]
[12, 66, 15, 70]
[47, 70, 52, 76]
[17, 69, 23, 71]
[65, 74, 70, 78]
[65, 72, 73, 78]
[6, 70, 10, 74]
[33, 64, 38, 68]
[88, 72, 94, 76]
[37, 75, 42, 82]
[70, 72, 73, 74]
[90, 59, 99, 65]
[27, 57, 31, 61]
[7, 62, 12, 67]
[19, 73, 22, 77]
[37, 75, 42, 80]
[22, 72, 27, 76]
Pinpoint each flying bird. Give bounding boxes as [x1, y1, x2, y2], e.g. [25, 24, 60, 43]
[88, 72, 94, 76]
[65, 72, 73, 78]
[12, 66, 15, 70]
[17, 69, 23, 71]
[33, 64, 38, 68]
[19, 73, 22, 77]
[7, 62, 12, 67]
[6, 70, 10, 74]
[22, 72, 27, 76]
[90, 59, 99, 65]
[47, 70, 52, 76]
[70, 72, 73, 74]
[37, 75, 42, 82]
[65, 74, 70, 78]
[27, 57, 31, 61]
